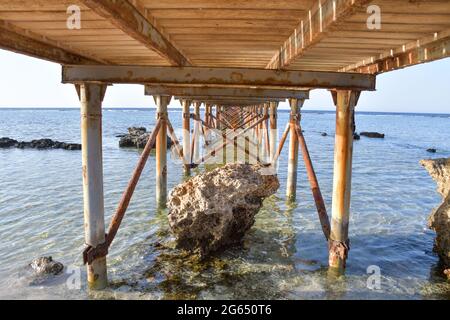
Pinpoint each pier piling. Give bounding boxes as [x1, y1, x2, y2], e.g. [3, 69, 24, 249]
[286, 98, 304, 201]
[78, 83, 108, 290]
[328, 90, 359, 273]
[155, 95, 171, 208]
[181, 99, 191, 174]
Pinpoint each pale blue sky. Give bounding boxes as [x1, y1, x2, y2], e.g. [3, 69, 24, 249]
[0, 49, 449, 113]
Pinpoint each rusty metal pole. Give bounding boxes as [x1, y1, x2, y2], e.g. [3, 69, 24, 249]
[328, 90, 359, 274]
[204, 103, 211, 144]
[155, 95, 171, 208]
[181, 99, 191, 173]
[221, 106, 227, 164]
[193, 102, 201, 163]
[269, 102, 278, 162]
[286, 98, 304, 201]
[262, 103, 270, 162]
[78, 83, 108, 290]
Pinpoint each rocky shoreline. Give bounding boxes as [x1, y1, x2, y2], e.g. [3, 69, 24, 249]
[420, 158, 450, 279]
[0, 137, 81, 150]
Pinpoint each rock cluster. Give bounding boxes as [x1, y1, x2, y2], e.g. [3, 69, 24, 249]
[119, 127, 172, 149]
[420, 158, 450, 279]
[167, 164, 280, 257]
[0, 137, 81, 150]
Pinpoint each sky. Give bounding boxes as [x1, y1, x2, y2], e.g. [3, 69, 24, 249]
[0, 48, 449, 113]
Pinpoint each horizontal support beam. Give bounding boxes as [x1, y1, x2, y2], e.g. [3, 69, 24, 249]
[145, 85, 309, 99]
[0, 22, 100, 65]
[342, 29, 450, 74]
[63, 65, 376, 91]
[79, 0, 191, 66]
[175, 96, 284, 106]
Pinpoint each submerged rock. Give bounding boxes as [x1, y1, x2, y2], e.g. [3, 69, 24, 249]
[353, 133, 361, 140]
[427, 148, 437, 153]
[167, 164, 280, 257]
[29, 256, 64, 276]
[360, 132, 385, 138]
[119, 127, 172, 149]
[320, 132, 327, 137]
[0, 137, 80, 150]
[420, 158, 450, 278]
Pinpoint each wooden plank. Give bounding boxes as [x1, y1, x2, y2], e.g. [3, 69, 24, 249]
[62, 65, 376, 90]
[343, 33, 450, 74]
[13, 20, 116, 29]
[140, 0, 314, 10]
[266, 0, 372, 69]
[165, 27, 293, 35]
[145, 85, 310, 99]
[157, 19, 299, 29]
[329, 22, 445, 33]
[149, 9, 305, 20]
[0, 10, 101, 21]
[0, 21, 105, 64]
[347, 13, 450, 25]
[78, 0, 191, 66]
[0, 0, 76, 11]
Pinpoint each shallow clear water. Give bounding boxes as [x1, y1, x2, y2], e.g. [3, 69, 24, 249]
[0, 108, 449, 300]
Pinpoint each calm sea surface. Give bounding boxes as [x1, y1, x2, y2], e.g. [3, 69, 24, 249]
[0, 108, 449, 300]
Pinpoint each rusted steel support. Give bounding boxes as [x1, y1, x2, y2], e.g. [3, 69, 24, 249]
[199, 115, 268, 165]
[286, 98, 304, 201]
[78, 83, 108, 290]
[167, 119, 184, 161]
[328, 90, 359, 273]
[62, 65, 376, 91]
[154, 95, 171, 208]
[294, 124, 331, 240]
[269, 102, 278, 162]
[263, 104, 270, 161]
[181, 99, 191, 173]
[144, 85, 309, 100]
[216, 106, 222, 131]
[84, 120, 162, 268]
[193, 102, 201, 163]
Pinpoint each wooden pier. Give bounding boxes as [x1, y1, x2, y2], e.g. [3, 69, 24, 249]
[1, 0, 449, 289]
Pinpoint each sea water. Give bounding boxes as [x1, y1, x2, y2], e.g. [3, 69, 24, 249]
[0, 108, 449, 300]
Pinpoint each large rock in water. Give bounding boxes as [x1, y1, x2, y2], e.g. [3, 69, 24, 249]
[420, 158, 450, 278]
[167, 164, 280, 257]
[119, 127, 172, 149]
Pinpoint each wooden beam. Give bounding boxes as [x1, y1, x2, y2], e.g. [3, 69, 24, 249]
[341, 30, 450, 74]
[78, 0, 191, 66]
[266, 0, 371, 69]
[145, 85, 310, 99]
[0, 21, 102, 65]
[63, 65, 376, 90]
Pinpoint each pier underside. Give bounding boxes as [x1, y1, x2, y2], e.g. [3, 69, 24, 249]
[1, 0, 449, 290]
